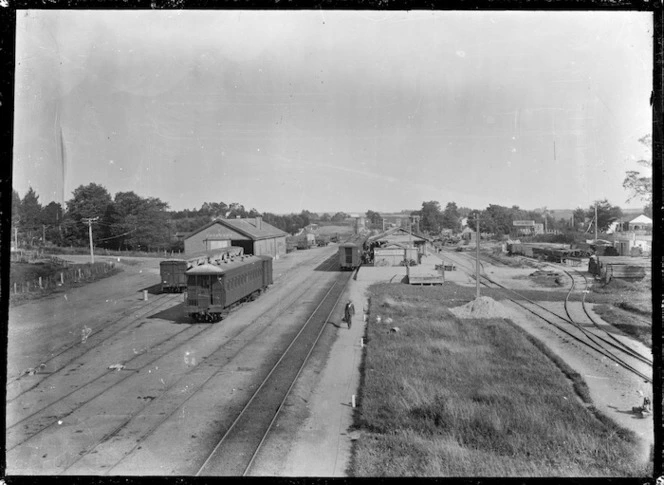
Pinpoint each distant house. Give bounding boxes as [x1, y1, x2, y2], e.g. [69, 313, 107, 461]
[628, 214, 652, 232]
[184, 217, 287, 259]
[612, 214, 652, 256]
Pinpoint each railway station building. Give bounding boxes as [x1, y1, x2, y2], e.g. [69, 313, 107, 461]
[184, 217, 288, 259]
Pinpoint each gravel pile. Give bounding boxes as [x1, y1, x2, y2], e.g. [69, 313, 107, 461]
[448, 296, 512, 319]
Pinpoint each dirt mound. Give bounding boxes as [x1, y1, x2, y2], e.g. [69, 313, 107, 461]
[449, 296, 511, 319]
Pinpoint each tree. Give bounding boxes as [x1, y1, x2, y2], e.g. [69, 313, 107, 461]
[63, 183, 113, 246]
[105, 191, 170, 250]
[41, 201, 64, 245]
[319, 213, 331, 222]
[572, 207, 586, 230]
[299, 210, 317, 227]
[418, 201, 443, 234]
[20, 187, 43, 242]
[11, 190, 21, 227]
[441, 202, 460, 231]
[623, 134, 652, 204]
[586, 199, 623, 233]
[331, 212, 348, 223]
[365, 210, 382, 229]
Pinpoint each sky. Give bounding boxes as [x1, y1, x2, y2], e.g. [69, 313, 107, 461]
[13, 10, 653, 215]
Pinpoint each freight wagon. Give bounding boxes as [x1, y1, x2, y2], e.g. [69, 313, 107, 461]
[339, 242, 362, 270]
[160, 246, 245, 293]
[159, 260, 189, 292]
[185, 254, 273, 322]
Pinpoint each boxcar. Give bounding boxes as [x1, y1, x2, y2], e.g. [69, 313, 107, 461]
[160, 260, 188, 292]
[185, 255, 273, 322]
[339, 242, 361, 270]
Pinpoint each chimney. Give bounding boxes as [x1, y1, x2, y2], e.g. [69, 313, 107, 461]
[255, 216, 262, 229]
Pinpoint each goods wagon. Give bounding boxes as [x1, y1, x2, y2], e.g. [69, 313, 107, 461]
[339, 242, 362, 270]
[160, 247, 244, 293]
[160, 260, 188, 292]
[185, 254, 273, 322]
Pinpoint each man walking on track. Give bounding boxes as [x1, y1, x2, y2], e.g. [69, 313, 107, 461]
[344, 300, 355, 329]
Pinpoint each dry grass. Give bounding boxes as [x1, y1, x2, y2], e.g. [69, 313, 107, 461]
[349, 283, 650, 477]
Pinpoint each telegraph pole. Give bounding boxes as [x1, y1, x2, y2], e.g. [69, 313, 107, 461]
[82, 217, 99, 263]
[476, 216, 480, 299]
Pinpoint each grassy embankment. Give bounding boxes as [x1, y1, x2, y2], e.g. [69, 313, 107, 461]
[586, 278, 651, 347]
[9, 260, 121, 306]
[349, 282, 649, 477]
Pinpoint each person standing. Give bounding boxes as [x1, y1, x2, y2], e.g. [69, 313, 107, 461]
[344, 300, 355, 329]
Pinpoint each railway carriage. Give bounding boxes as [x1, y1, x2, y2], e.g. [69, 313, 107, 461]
[338, 242, 362, 270]
[185, 255, 273, 322]
[160, 247, 244, 293]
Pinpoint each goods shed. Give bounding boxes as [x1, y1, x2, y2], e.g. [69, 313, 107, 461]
[184, 217, 287, 259]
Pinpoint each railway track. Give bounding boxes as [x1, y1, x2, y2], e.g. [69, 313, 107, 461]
[439, 248, 652, 384]
[7, 292, 184, 398]
[196, 269, 353, 476]
[6, 250, 349, 474]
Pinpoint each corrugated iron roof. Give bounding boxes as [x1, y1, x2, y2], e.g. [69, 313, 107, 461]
[185, 218, 287, 241]
[185, 255, 264, 274]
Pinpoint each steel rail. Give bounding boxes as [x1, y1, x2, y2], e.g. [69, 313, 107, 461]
[196, 270, 351, 476]
[56, 256, 341, 475]
[559, 267, 652, 365]
[439, 249, 652, 384]
[7, 292, 182, 399]
[242, 267, 355, 475]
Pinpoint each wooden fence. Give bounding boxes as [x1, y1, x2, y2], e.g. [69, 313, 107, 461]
[10, 262, 117, 296]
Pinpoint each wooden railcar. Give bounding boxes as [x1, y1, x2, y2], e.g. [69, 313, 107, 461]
[160, 247, 244, 293]
[160, 259, 189, 293]
[339, 242, 362, 270]
[185, 255, 273, 322]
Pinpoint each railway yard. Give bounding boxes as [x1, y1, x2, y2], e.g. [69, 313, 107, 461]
[6, 240, 653, 476]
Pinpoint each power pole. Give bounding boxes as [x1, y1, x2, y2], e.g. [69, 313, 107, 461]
[476, 216, 480, 299]
[82, 217, 99, 263]
[42, 224, 46, 245]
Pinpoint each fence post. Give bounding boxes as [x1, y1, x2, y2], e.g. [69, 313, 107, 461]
[61, 273, 64, 284]
[14, 282, 16, 294]
[78, 268, 82, 279]
[39, 276, 43, 289]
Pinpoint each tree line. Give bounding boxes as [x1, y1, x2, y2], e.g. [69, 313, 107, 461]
[364, 199, 630, 239]
[11, 183, 353, 251]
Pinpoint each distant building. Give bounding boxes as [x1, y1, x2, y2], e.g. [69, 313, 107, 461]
[612, 214, 652, 256]
[628, 214, 652, 232]
[184, 217, 287, 259]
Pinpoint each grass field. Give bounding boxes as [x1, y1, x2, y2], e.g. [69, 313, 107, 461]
[348, 283, 650, 477]
[586, 278, 651, 347]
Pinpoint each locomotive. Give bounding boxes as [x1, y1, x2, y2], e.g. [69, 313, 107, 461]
[185, 254, 273, 322]
[160, 247, 244, 293]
